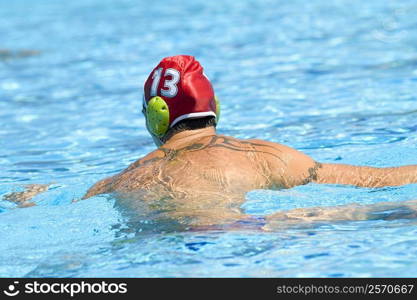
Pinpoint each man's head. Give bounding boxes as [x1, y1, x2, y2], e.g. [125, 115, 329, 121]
[142, 55, 220, 146]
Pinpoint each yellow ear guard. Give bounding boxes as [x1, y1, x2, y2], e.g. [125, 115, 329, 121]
[215, 95, 221, 124]
[145, 96, 170, 138]
[144, 95, 221, 138]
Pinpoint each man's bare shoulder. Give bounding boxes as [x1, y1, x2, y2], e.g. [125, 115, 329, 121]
[245, 139, 316, 162]
[123, 149, 166, 172]
[82, 175, 115, 199]
[212, 135, 282, 149]
[245, 138, 318, 187]
[83, 149, 165, 199]
[211, 136, 299, 161]
[245, 138, 297, 152]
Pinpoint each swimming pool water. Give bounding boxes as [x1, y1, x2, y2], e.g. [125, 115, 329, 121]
[1, 0, 417, 277]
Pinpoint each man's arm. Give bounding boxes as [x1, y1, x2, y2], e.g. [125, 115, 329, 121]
[314, 163, 417, 187]
[82, 176, 114, 199]
[253, 139, 417, 188]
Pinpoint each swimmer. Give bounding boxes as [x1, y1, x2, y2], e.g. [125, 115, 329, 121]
[5, 55, 417, 228]
[82, 55, 417, 226]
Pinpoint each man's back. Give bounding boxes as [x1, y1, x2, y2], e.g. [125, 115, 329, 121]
[89, 135, 276, 194]
[83, 133, 319, 225]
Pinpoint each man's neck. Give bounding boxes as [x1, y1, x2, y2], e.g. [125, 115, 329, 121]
[161, 127, 216, 149]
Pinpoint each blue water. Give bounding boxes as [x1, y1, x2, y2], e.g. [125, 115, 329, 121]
[1, 0, 417, 277]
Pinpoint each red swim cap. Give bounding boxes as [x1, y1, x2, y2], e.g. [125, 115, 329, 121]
[143, 55, 217, 128]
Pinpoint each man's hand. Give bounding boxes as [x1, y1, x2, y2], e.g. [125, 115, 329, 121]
[3, 184, 50, 207]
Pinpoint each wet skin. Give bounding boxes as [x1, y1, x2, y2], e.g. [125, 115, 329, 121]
[83, 127, 417, 228]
